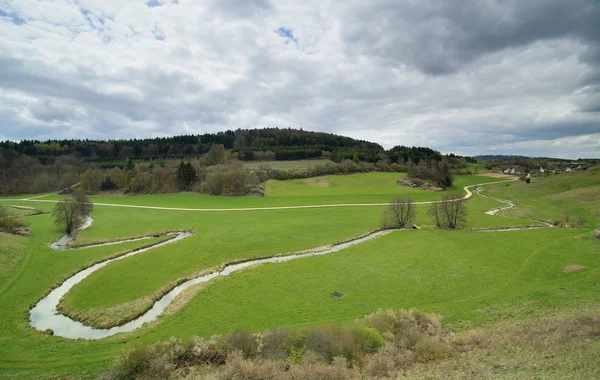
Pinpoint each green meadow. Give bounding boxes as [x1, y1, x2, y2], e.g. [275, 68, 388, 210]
[0, 171, 598, 378]
[30, 173, 503, 208]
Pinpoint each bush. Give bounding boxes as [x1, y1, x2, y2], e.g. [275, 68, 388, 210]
[305, 329, 333, 362]
[0, 207, 29, 235]
[203, 166, 260, 196]
[414, 336, 452, 362]
[364, 344, 399, 377]
[224, 330, 258, 358]
[105, 309, 448, 379]
[108, 344, 151, 380]
[594, 228, 600, 240]
[261, 329, 290, 360]
[219, 352, 284, 380]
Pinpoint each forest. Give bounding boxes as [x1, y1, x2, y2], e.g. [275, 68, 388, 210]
[1, 129, 465, 196]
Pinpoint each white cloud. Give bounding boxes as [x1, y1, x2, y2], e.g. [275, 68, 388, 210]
[0, 0, 599, 158]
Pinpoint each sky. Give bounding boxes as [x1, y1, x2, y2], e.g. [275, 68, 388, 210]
[0, 0, 599, 158]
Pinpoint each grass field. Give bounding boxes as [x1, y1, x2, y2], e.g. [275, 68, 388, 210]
[15, 173, 507, 209]
[0, 171, 598, 379]
[243, 159, 335, 170]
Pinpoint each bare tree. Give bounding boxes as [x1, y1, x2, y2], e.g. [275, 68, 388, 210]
[381, 197, 416, 229]
[428, 201, 443, 228]
[428, 193, 467, 229]
[52, 191, 93, 234]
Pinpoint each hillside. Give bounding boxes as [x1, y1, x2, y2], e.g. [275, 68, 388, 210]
[486, 166, 600, 226]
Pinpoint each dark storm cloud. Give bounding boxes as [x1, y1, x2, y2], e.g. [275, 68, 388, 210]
[342, 0, 600, 75]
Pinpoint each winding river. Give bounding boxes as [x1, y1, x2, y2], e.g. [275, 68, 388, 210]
[30, 220, 388, 340]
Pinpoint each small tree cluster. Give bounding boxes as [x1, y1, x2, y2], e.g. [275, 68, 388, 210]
[52, 192, 93, 234]
[428, 193, 467, 229]
[381, 197, 416, 229]
[176, 161, 197, 190]
[407, 159, 454, 189]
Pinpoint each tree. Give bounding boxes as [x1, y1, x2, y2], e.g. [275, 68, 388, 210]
[381, 197, 416, 228]
[176, 161, 197, 190]
[52, 192, 93, 234]
[80, 168, 103, 193]
[205, 144, 228, 166]
[428, 193, 467, 229]
[428, 201, 443, 228]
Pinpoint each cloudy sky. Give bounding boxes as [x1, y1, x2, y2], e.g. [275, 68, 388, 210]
[0, 0, 599, 158]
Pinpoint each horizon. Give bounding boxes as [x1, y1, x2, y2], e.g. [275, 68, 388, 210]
[1, 1, 599, 159]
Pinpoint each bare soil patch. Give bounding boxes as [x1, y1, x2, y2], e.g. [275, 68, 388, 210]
[477, 173, 519, 179]
[563, 264, 587, 273]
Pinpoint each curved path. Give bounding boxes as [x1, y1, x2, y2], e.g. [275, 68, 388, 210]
[6, 180, 515, 212]
[29, 178, 533, 340]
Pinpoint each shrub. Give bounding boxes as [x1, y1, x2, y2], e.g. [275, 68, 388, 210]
[363, 309, 397, 336]
[305, 329, 333, 362]
[219, 351, 283, 380]
[108, 344, 151, 380]
[364, 344, 398, 377]
[414, 336, 452, 362]
[286, 360, 359, 380]
[594, 228, 600, 240]
[261, 329, 289, 360]
[203, 166, 260, 196]
[224, 330, 258, 358]
[560, 211, 573, 227]
[0, 207, 29, 235]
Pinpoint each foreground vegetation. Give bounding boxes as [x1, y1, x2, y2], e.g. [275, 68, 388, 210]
[103, 307, 600, 380]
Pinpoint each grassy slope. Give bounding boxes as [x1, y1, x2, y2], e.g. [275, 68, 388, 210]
[486, 167, 600, 227]
[0, 172, 596, 379]
[143, 228, 598, 343]
[406, 307, 600, 379]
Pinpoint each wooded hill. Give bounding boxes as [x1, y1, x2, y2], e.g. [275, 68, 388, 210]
[0, 128, 385, 163]
[0, 128, 467, 196]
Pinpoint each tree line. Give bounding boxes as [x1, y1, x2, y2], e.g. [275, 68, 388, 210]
[1, 128, 380, 162]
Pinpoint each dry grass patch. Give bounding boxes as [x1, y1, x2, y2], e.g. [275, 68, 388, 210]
[563, 264, 587, 273]
[304, 178, 331, 187]
[408, 309, 600, 379]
